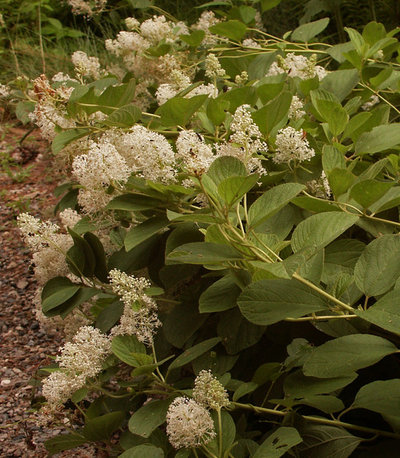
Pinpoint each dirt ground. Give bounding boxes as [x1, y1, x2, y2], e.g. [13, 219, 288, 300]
[0, 125, 97, 457]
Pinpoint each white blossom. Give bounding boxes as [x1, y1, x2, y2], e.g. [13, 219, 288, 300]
[166, 397, 216, 449]
[362, 94, 379, 111]
[0, 84, 10, 98]
[267, 53, 327, 80]
[205, 54, 226, 79]
[176, 130, 215, 175]
[66, 0, 107, 16]
[125, 17, 140, 30]
[306, 171, 331, 198]
[109, 269, 161, 345]
[288, 95, 306, 120]
[274, 126, 315, 164]
[193, 370, 230, 410]
[109, 125, 177, 183]
[59, 208, 81, 228]
[71, 51, 101, 79]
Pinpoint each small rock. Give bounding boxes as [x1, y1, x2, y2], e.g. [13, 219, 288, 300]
[1, 379, 11, 386]
[16, 280, 28, 289]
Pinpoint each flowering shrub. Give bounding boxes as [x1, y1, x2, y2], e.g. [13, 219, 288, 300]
[17, 4, 400, 456]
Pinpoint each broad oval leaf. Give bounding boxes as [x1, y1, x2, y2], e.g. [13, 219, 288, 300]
[355, 289, 400, 334]
[355, 124, 400, 155]
[167, 242, 243, 265]
[248, 183, 305, 229]
[238, 279, 327, 326]
[209, 20, 247, 42]
[125, 216, 169, 252]
[291, 18, 330, 42]
[128, 398, 172, 438]
[199, 274, 241, 313]
[303, 334, 397, 378]
[354, 235, 400, 297]
[353, 379, 400, 417]
[253, 427, 302, 458]
[120, 445, 164, 458]
[291, 212, 359, 253]
[168, 337, 221, 370]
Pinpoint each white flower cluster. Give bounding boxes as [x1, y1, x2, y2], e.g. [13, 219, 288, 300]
[306, 171, 331, 198]
[192, 10, 221, 45]
[109, 269, 161, 345]
[59, 208, 81, 228]
[362, 94, 380, 111]
[71, 51, 101, 79]
[125, 17, 140, 31]
[268, 53, 327, 80]
[29, 75, 75, 141]
[66, 0, 107, 16]
[110, 125, 177, 183]
[205, 54, 226, 79]
[242, 38, 261, 48]
[288, 95, 306, 120]
[17, 213, 74, 284]
[72, 139, 130, 213]
[156, 70, 218, 105]
[217, 105, 268, 174]
[166, 397, 216, 449]
[192, 370, 230, 410]
[105, 15, 187, 84]
[273, 126, 315, 164]
[176, 130, 215, 175]
[0, 84, 10, 98]
[166, 370, 229, 449]
[42, 326, 111, 405]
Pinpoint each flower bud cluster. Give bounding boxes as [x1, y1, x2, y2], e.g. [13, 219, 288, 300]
[268, 53, 327, 80]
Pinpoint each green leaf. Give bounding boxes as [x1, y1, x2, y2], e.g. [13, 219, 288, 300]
[238, 279, 327, 326]
[206, 156, 247, 185]
[206, 97, 230, 125]
[111, 335, 146, 366]
[84, 232, 108, 282]
[354, 235, 400, 297]
[293, 395, 344, 414]
[345, 27, 366, 55]
[199, 274, 242, 313]
[45, 433, 86, 456]
[103, 104, 141, 127]
[350, 180, 394, 209]
[67, 228, 96, 277]
[107, 194, 162, 211]
[83, 411, 125, 442]
[356, 290, 400, 334]
[128, 398, 172, 438]
[52, 128, 90, 153]
[292, 18, 330, 42]
[252, 91, 292, 136]
[254, 427, 302, 458]
[41, 277, 80, 313]
[296, 424, 361, 458]
[156, 95, 208, 127]
[233, 382, 258, 401]
[168, 337, 221, 370]
[313, 99, 349, 137]
[327, 168, 355, 197]
[248, 183, 305, 229]
[217, 174, 259, 206]
[125, 216, 169, 252]
[209, 20, 247, 42]
[320, 69, 359, 101]
[369, 186, 400, 213]
[355, 124, 400, 155]
[218, 308, 265, 354]
[284, 370, 357, 397]
[180, 30, 205, 47]
[322, 145, 346, 173]
[260, 0, 282, 12]
[120, 445, 164, 458]
[167, 242, 243, 265]
[353, 379, 400, 417]
[95, 300, 124, 333]
[303, 334, 397, 378]
[208, 411, 236, 455]
[291, 212, 358, 253]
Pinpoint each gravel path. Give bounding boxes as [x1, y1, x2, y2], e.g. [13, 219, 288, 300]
[0, 127, 97, 457]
